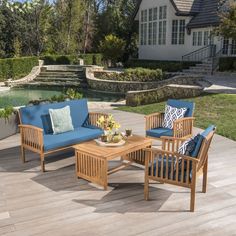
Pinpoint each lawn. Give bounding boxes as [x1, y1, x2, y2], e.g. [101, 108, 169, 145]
[117, 93, 236, 141]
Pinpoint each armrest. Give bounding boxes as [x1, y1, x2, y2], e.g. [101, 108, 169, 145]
[173, 117, 195, 138]
[88, 112, 109, 127]
[19, 125, 43, 152]
[145, 112, 165, 130]
[160, 136, 186, 153]
[144, 148, 198, 183]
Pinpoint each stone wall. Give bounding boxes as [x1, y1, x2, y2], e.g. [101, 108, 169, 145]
[126, 84, 204, 106]
[86, 67, 202, 94]
[5, 60, 44, 87]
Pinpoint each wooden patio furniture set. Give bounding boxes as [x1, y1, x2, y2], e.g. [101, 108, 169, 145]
[18, 99, 216, 212]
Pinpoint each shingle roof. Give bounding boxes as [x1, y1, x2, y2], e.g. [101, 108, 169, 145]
[187, 0, 220, 29]
[172, 0, 202, 14]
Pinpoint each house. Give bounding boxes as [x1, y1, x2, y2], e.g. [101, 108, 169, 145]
[134, 0, 236, 61]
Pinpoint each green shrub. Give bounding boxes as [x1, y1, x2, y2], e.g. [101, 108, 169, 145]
[99, 34, 125, 65]
[80, 54, 103, 65]
[0, 57, 38, 81]
[41, 54, 103, 66]
[125, 59, 197, 72]
[0, 106, 15, 121]
[96, 68, 163, 82]
[219, 57, 236, 71]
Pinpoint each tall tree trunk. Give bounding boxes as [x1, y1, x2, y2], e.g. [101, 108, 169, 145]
[66, 0, 73, 54]
[83, 1, 91, 54]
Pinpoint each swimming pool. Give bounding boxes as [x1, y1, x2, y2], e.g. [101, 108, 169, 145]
[0, 88, 124, 108]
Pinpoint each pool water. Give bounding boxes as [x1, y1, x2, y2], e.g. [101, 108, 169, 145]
[0, 88, 124, 108]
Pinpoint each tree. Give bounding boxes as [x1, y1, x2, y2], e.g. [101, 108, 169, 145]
[99, 34, 125, 65]
[217, 3, 236, 39]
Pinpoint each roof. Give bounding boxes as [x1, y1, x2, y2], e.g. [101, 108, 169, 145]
[171, 0, 202, 14]
[134, 0, 222, 28]
[187, 0, 221, 29]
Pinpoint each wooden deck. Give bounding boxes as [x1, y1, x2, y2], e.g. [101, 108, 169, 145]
[1, 110, 236, 236]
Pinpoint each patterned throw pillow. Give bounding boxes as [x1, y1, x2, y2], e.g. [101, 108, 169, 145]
[162, 105, 187, 129]
[178, 134, 201, 156]
[49, 106, 74, 134]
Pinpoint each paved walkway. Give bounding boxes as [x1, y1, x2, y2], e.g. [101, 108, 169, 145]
[203, 75, 236, 94]
[1, 110, 236, 235]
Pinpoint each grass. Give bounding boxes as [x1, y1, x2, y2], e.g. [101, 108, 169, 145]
[116, 93, 236, 141]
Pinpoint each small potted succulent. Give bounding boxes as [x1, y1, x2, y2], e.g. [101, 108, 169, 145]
[0, 106, 19, 140]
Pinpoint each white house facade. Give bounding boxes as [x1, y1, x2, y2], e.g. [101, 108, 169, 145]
[135, 0, 236, 61]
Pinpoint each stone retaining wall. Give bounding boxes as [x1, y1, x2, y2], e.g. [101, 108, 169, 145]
[126, 84, 204, 106]
[86, 67, 202, 94]
[4, 60, 44, 87]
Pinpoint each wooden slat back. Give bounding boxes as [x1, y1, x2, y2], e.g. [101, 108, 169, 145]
[196, 130, 215, 172]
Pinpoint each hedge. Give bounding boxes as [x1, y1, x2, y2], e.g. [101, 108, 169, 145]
[0, 57, 39, 82]
[41, 54, 103, 66]
[96, 68, 163, 82]
[219, 57, 236, 71]
[125, 59, 197, 72]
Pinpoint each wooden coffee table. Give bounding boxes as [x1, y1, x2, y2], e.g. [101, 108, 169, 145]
[74, 135, 152, 190]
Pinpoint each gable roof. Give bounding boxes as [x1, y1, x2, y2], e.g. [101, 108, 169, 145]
[171, 0, 202, 15]
[134, 0, 222, 29]
[187, 0, 221, 29]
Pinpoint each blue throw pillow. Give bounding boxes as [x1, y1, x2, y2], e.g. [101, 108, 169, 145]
[41, 114, 53, 134]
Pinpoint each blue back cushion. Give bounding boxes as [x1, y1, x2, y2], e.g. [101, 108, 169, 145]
[19, 99, 89, 133]
[167, 99, 195, 117]
[191, 125, 216, 158]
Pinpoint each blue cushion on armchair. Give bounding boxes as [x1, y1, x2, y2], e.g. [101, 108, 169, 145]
[191, 125, 216, 158]
[146, 128, 173, 138]
[167, 99, 195, 117]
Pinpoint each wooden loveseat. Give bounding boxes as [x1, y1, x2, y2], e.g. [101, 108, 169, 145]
[18, 99, 108, 172]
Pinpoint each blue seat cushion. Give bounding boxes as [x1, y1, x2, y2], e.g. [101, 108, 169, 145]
[43, 127, 103, 152]
[191, 125, 216, 158]
[149, 155, 189, 181]
[167, 99, 195, 117]
[146, 128, 173, 138]
[20, 99, 89, 134]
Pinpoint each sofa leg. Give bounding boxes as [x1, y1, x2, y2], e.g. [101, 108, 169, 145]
[21, 146, 26, 163]
[202, 157, 208, 193]
[190, 185, 196, 212]
[40, 154, 45, 172]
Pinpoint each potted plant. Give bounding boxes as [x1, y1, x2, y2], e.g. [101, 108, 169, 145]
[97, 115, 122, 143]
[0, 106, 19, 140]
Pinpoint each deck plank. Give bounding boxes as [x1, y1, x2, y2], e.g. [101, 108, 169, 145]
[0, 110, 236, 235]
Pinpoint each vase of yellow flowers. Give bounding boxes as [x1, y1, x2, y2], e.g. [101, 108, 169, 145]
[97, 115, 122, 143]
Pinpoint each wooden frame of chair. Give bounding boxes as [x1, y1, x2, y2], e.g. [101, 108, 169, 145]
[18, 112, 108, 172]
[144, 130, 215, 212]
[145, 112, 195, 140]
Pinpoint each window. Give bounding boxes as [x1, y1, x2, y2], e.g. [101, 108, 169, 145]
[204, 31, 209, 46]
[197, 32, 202, 46]
[231, 39, 236, 55]
[159, 6, 167, 45]
[140, 10, 147, 45]
[193, 32, 197, 46]
[148, 7, 158, 45]
[159, 6, 167, 20]
[153, 22, 157, 45]
[172, 20, 178, 45]
[179, 20, 185, 45]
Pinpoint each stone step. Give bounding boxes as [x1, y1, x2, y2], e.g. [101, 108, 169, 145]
[193, 64, 212, 69]
[188, 67, 212, 72]
[182, 70, 211, 75]
[23, 81, 88, 88]
[38, 73, 80, 78]
[35, 77, 85, 82]
[44, 69, 84, 73]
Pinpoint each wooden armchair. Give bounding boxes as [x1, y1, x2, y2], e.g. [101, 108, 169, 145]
[144, 125, 216, 212]
[19, 107, 108, 172]
[145, 99, 195, 140]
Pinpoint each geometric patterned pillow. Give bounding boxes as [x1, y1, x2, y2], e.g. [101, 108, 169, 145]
[178, 134, 201, 156]
[162, 105, 187, 129]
